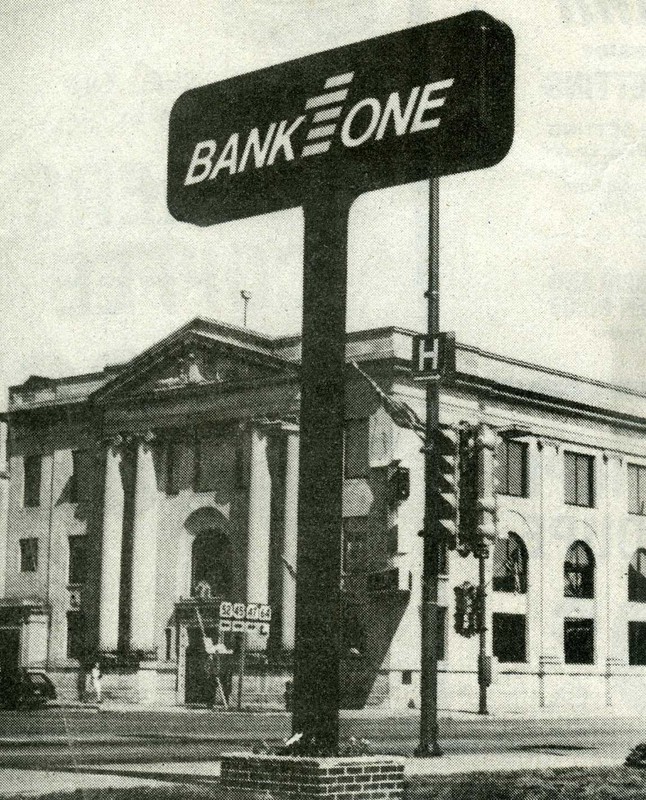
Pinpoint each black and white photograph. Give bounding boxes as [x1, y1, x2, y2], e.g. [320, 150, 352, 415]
[0, 1, 645, 798]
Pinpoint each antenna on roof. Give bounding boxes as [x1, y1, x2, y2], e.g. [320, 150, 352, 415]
[240, 290, 252, 328]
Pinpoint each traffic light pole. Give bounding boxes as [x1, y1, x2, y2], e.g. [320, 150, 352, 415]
[477, 553, 489, 715]
[416, 177, 443, 757]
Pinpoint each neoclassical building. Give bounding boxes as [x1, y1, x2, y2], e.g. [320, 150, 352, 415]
[1, 316, 646, 712]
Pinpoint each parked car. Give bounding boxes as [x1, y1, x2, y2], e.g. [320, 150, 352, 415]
[0, 669, 57, 709]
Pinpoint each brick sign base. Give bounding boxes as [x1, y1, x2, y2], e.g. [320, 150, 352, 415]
[221, 754, 405, 800]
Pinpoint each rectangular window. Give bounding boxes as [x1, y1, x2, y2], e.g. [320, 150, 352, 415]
[69, 450, 87, 504]
[629, 621, 646, 666]
[193, 436, 203, 492]
[19, 538, 38, 572]
[401, 669, 412, 685]
[344, 418, 370, 479]
[564, 452, 594, 508]
[628, 464, 646, 515]
[66, 612, 84, 660]
[564, 618, 594, 664]
[23, 454, 42, 507]
[166, 441, 180, 495]
[165, 628, 173, 661]
[342, 517, 369, 574]
[495, 440, 528, 497]
[68, 536, 87, 585]
[437, 606, 447, 661]
[493, 613, 527, 663]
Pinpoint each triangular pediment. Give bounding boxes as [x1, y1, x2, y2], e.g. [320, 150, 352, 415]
[92, 318, 298, 403]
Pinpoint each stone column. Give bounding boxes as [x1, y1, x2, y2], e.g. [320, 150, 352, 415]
[604, 453, 627, 701]
[247, 426, 272, 650]
[537, 440, 562, 705]
[281, 428, 299, 651]
[0, 420, 9, 599]
[129, 433, 159, 654]
[99, 437, 125, 652]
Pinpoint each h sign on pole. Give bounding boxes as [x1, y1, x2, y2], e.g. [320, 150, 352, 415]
[168, 11, 514, 755]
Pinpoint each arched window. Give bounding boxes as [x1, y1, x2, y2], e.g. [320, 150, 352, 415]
[564, 541, 594, 599]
[493, 532, 528, 594]
[628, 548, 646, 602]
[191, 529, 232, 599]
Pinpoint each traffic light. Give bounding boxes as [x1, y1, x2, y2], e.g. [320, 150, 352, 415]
[389, 464, 411, 504]
[432, 425, 459, 548]
[458, 424, 477, 556]
[476, 424, 498, 553]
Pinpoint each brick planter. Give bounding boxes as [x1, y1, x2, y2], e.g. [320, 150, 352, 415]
[221, 753, 405, 800]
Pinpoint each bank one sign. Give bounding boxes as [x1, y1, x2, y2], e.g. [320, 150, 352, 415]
[168, 11, 514, 225]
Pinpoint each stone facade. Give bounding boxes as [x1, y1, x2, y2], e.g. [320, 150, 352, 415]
[1, 316, 646, 713]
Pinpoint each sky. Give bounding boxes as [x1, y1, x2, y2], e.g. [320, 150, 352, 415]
[0, 0, 644, 407]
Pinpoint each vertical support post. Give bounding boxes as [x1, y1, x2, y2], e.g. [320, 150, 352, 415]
[416, 178, 443, 757]
[477, 554, 488, 714]
[292, 193, 354, 755]
[237, 630, 246, 711]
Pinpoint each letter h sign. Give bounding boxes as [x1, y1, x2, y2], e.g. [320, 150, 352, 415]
[412, 332, 456, 378]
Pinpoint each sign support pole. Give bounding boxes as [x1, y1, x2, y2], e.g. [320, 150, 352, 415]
[477, 554, 489, 715]
[416, 177, 443, 757]
[292, 193, 354, 755]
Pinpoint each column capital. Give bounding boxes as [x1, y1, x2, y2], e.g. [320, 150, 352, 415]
[537, 438, 560, 453]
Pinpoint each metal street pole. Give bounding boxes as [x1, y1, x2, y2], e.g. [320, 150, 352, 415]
[416, 177, 442, 757]
[477, 553, 488, 715]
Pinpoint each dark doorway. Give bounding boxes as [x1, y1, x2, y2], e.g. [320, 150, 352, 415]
[191, 529, 232, 598]
[0, 630, 20, 672]
[184, 627, 233, 706]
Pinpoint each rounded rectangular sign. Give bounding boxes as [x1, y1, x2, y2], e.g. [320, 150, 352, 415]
[168, 11, 514, 226]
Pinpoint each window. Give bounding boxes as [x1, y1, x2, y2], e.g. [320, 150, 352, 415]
[342, 517, 368, 574]
[628, 464, 646, 515]
[628, 549, 646, 602]
[66, 611, 84, 660]
[191, 529, 232, 598]
[564, 618, 594, 664]
[493, 533, 528, 594]
[341, 597, 366, 655]
[19, 538, 38, 572]
[564, 451, 594, 507]
[437, 606, 447, 661]
[193, 437, 202, 492]
[69, 450, 86, 504]
[401, 670, 412, 685]
[165, 628, 173, 661]
[564, 541, 595, 598]
[495, 440, 528, 497]
[493, 613, 526, 663]
[68, 536, 87, 585]
[166, 441, 180, 495]
[234, 440, 246, 488]
[344, 418, 370, 479]
[628, 621, 646, 666]
[437, 541, 449, 576]
[23, 454, 42, 507]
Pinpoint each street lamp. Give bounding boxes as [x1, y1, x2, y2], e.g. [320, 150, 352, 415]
[241, 289, 252, 327]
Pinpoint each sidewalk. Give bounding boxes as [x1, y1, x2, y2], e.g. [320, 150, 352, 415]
[8, 747, 626, 792]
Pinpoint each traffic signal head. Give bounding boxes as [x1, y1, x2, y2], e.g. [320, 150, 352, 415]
[433, 426, 459, 547]
[476, 424, 498, 545]
[388, 464, 411, 504]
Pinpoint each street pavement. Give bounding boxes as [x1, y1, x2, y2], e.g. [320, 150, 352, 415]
[0, 706, 641, 795]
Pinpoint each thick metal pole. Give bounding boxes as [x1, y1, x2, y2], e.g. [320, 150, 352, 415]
[478, 554, 489, 715]
[416, 177, 442, 757]
[292, 193, 354, 754]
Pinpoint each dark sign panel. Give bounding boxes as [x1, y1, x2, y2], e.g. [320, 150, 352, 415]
[412, 332, 456, 377]
[168, 11, 514, 226]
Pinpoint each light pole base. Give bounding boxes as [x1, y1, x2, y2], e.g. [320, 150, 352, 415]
[414, 743, 443, 758]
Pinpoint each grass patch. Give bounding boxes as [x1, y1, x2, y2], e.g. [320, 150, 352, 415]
[408, 766, 646, 800]
[5, 768, 646, 800]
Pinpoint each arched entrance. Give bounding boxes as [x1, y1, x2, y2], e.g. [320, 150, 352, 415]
[180, 510, 235, 706]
